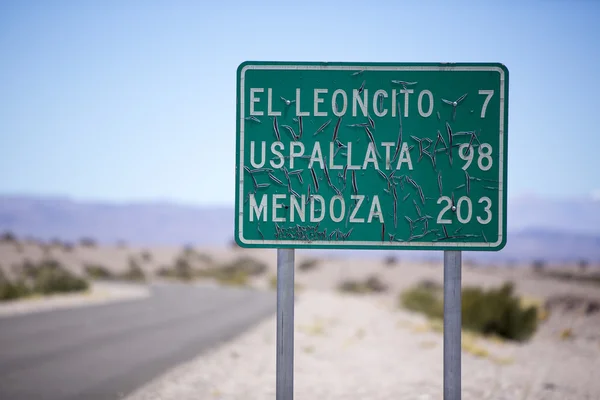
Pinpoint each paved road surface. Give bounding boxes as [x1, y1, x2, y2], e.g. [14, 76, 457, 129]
[0, 283, 275, 400]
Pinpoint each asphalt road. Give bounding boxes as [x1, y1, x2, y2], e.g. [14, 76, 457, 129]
[0, 282, 275, 400]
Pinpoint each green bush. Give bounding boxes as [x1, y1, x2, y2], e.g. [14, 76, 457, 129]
[85, 264, 114, 279]
[0, 269, 30, 301]
[157, 255, 266, 286]
[202, 267, 249, 286]
[338, 274, 388, 294]
[400, 281, 443, 319]
[0, 280, 30, 300]
[120, 258, 146, 282]
[462, 283, 537, 341]
[399, 281, 538, 342]
[222, 257, 267, 276]
[27, 259, 89, 295]
[298, 259, 319, 272]
[157, 256, 195, 281]
[181, 246, 212, 264]
[198, 257, 267, 286]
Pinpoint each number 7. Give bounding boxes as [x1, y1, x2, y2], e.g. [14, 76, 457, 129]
[479, 90, 494, 118]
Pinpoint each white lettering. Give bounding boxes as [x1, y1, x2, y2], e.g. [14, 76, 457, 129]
[250, 141, 266, 168]
[381, 142, 394, 170]
[478, 144, 493, 171]
[346, 142, 361, 170]
[456, 196, 473, 224]
[310, 195, 325, 222]
[367, 195, 384, 223]
[391, 89, 397, 117]
[373, 90, 388, 117]
[270, 142, 284, 169]
[330, 196, 345, 223]
[250, 88, 264, 116]
[249, 194, 267, 222]
[437, 196, 453, 224]
[395, 142, 413, 170]
[362, 143, 379, 170]
[479, 90, 494, 118]
[290, 195, 305, 222]
[272, 194, 286, 222]
[401, 89, 413, 117]
[349, 195, 365, 223]
[328, 143, 343, 170]
[352, 89, 368, 117]
[267, 88, 281, 116]
[248, 193, 402, 226]
[459, 144, 474, 170]
[289, 142, 305, 169]
[417, 90, 433, 117]
[314, 89, 327, 117]
[332, 89, 348, 117]
[308, 142, 324, 169]
[296, 88, 309, 116]
[477, 197, 492, 224]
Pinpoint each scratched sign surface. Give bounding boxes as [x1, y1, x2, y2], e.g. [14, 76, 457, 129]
[235, 62, 508, 251]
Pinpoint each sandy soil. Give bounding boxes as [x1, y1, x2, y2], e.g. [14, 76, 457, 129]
[123, 247, 599, 400]
[2, 240, 600, 398]
[124, 287, 600, 400]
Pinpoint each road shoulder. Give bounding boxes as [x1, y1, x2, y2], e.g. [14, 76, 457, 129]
[0, 281, 150, 318]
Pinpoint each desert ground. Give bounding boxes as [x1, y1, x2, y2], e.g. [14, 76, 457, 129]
[1, 235, 600, 399]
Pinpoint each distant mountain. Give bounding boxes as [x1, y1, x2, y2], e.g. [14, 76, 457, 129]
[0, 194, 599, 263]
[508, 195, 600, 236]
[0, 195, 233, 246]
[470, 227, 600, 263]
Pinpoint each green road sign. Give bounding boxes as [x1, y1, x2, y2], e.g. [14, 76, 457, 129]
[235, 61, 508, 251]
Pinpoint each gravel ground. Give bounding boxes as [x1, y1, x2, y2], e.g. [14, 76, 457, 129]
[0, 281, 150, 318]
[125, 289, 600, 400]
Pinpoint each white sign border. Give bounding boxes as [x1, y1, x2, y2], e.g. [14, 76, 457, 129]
[237, 64, 506, 249]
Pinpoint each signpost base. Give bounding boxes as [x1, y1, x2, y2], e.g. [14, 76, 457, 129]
[444, 250, 462, 400]
[276, 249, 295, 400]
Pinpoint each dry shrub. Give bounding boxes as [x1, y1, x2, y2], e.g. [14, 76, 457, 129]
[383, 255, 399, 267]
[298, 258, 319, 272]
[0, 269, 30, 301]
[338, 274, 388, 294]
[140, 250, 152, 262]
[400, 280, 539, 342]
[2, 259, 90, 299]
[1, 231, 17, 242]
[157, 256, 195, 281]
[120, 258, 146, 282]
[198, 257, 267, 287]
[84, 264, 114, 280]
[79, 237, 97, 248]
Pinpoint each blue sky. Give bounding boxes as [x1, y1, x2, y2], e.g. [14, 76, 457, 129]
[0, 0, 598, 206]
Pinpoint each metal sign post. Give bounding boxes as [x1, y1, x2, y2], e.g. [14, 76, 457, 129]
[276, 249, 295, 400]
[444, 250, 462, 400]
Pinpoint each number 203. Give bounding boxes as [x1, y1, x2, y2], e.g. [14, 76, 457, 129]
[437, 196, 492, 225]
